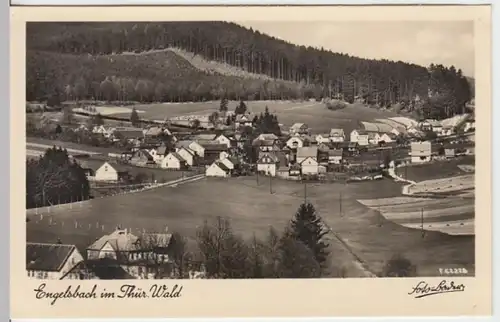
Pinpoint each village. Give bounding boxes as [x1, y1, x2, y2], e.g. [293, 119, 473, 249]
[26, 105, 476, 280]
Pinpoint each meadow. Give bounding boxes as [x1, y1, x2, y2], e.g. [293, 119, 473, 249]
[107, 100, 400, 134]
[26, 176, 474, 277]
[396, 156, 475, 182]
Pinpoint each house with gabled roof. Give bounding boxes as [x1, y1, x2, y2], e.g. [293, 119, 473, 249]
[220, 156, 240, 171]
[176, 140, 205, 158]
[350, 129, 369, 146]
[257, 151, 287, 177]
[286, 136, 305, 149]
[296, 146, 318, 164]
[161, 152, 187, 170]
[150, 143, 169, 164]
[200, 143, 229, 164]
[300, 156, 319, 175]
[176, 146, 196, 166]
[256, 133, 279, 142]
[289, 123, 309, 135]
[253, 139, 280, 152]
[92, 162, 130, 182]
[130, 149, 155, 166]
[328, 149, 343, 165]
[26, 242, 84, 280]
[206, 160, 231, 177]
[86, 228, 174, 279]
[315, 133, 331, 144]
[234, 114, 253, 129]
[329, 128, 345, 142]
[214, 134, 233, 148]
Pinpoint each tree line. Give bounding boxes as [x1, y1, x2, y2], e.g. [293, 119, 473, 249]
[27, 22, 473, 115]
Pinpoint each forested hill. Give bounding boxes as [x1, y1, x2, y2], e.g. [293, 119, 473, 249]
[27, 22, 472, 116]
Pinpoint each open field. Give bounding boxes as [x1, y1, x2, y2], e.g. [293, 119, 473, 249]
[26, 137, 123, 155]
[396, 156, 475, 182]
[107, 101, 400, 134]
[27, 176, 474, 277]
[407, 174, 474, 195]
[358, 196, 474, 236]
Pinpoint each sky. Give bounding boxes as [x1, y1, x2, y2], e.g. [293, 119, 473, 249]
[237, 21, 474, 77]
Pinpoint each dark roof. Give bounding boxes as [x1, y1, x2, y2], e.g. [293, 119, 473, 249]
[201, 143, 228, 152]
[328, 149, 343, 157]
[253, 139, 276, 147]
[65, 258, 135, 280]
[215, 161, 230, 171]
[157, 145, 168, 155]
[114, 129, 144, 140]
[26, 243, 78, 272]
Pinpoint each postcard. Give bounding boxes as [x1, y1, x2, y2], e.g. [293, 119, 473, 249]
[10, 4, 492, 318]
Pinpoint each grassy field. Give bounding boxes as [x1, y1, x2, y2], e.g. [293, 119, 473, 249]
[26, 176, 474, 277]
[396, 156, 475, 182]
[107, 101, 400, 134]
[26, 137, 123, 155]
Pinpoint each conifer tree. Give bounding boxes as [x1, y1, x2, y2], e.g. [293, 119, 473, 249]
[130, 108, 140, 127]
[289, 202, 329, 266]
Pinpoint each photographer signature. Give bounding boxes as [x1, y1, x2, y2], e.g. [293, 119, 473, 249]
[408, 280, 465, 298]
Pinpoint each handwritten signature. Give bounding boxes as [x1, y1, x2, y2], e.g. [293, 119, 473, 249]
[408, 280, 465, 298]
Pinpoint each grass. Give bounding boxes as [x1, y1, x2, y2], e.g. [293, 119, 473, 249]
[108, 100, 400, 134]
[26, 176, 474, 277]
[26, 137, 123, 155]
[396, 156, 475, 182]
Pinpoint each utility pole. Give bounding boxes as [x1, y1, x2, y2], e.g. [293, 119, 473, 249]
[339, 191, 342, 217]
[304, 182, 307, 204]
[269, 175, 273, 194]
[421, 208, 425, 238]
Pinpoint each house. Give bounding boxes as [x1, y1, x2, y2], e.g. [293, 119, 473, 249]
[92, 125, 115, 138]
[235, 114, 253, 129]
[289, 123, 309, 135]
[173, 146, 194, 166]
[328, 149, 343, 165]
[161, 152, 187, 170]
[93, 162, 129, 182]
[143, 126, 164, 137]
[87, 228, 174, 279]
[350, 130, 369, 146]
[256, 133, 279, 142]
[464, 118, 475, 132]
[368, 132, 382, 145]
[176, 140, 205, 158]
[220, 156, 240, 171]
[26, 242, 84, 280]
[130, 149, 155, 166]
[300, 156, 319, 175]
[206, 161, 231, 177]
[440, 126, 454, 137]
[379, 133, 397, 144]
[445, 148, 456, 159]
[257, 151, 287, 177]
[418, 120, 432, 132]
[329, 128, 345, 143]
[426, 119, 443, 133]
[317, 143, 331, 165]
[253, 139, 280, 152]
[201, 143, 229, 164]
[390, 128, 401, 136]
[194, 134, 218, 143]
[151, 144, 169, 164]
[289, 163, 301, 176]
[315, 133, 331, 144]
[410, 141, 432, 163]
[215, 134, 233, 148]
[112, 127, 144, 143]
[296, 146, 318, 164]
[286, 136, 305, 149]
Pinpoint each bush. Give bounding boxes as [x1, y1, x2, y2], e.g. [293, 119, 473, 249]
[383, 253, 416, 277]
[324, 99, 347, 110]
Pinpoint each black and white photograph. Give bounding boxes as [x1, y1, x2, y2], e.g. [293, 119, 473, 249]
[24, 18, 477, 281]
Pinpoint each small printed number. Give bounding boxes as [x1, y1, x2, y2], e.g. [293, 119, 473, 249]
[439, 267, 468, 275]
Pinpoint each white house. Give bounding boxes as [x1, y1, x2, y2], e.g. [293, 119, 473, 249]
[206, 161, 230, 177]
[315, 134, 331, 144]
[176, 147, 195, 166]
[176, 140, 205, 158]
[410, 141, 432, 163]
[257, 152, 279, 177]
[425, 119, 442, 133]
[93, 162, 128, 182]
[350, 130, 370, 146]
[151, 144, 168, 164]
[26, 243, 84, 280]
[215, 134, 232, 148]
[440, 126, 454, 137]
[329, 128, 345, 143]
[296, 146, 318, 164]
[300, 157, 319, 175]
[92, 125, 115, 138]
[464, 119, 475, 132]
[328, 149, 343, 165]
[368, 132, 382, 145]
[390, 128, 401, 136]
[256, 133, 279, 141]
[286, 136, 305, 149]
[235, 114, 253, 129]
[289, 123, 309, 135]
[380, 133, 397, 144]
[161, 152, 186, 170]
